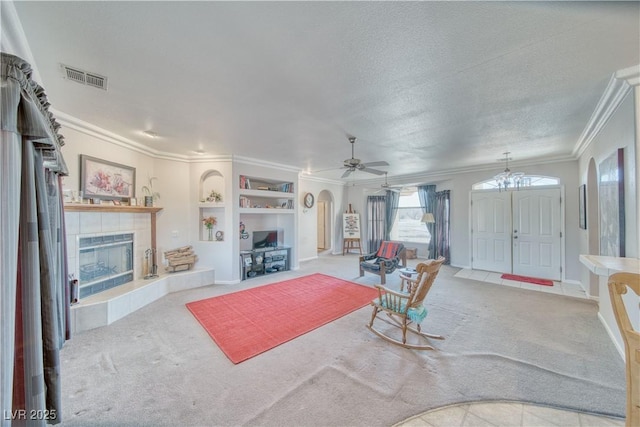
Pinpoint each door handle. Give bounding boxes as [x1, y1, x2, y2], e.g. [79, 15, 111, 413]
[513, 230, 518, 233]
[513, 236, 518, 239]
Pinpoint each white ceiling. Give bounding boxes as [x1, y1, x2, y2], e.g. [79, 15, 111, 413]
[11, 1, 640, 181]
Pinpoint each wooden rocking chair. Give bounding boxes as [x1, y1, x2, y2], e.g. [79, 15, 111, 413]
[367, 257, 445, 350]
[608, 272, 640, 427]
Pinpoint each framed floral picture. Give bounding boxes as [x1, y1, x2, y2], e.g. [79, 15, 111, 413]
[80, 155, 136, 200]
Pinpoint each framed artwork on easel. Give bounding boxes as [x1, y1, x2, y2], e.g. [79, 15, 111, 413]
[343, 213, 361, 239]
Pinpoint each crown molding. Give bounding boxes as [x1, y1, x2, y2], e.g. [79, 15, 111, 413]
[348, 154, 578, 188]
[54, 109, 234, 163]
[232, 155, 301, 173]
[572, 68, 636, 159]
[298, 173, 344, 186]
[616, 64, 640, 87]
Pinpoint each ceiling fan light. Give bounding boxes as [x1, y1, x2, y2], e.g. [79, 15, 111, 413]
[493, 152, 529, 192]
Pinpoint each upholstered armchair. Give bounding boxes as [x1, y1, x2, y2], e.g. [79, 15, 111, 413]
[359, 241, 406, 285]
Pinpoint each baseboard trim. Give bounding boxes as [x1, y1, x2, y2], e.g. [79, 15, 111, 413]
[597, 312, 624, 360]
[71, 268, 214, 334]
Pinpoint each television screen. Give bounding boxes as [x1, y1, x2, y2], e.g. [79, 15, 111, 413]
[253, 230, 278, 249]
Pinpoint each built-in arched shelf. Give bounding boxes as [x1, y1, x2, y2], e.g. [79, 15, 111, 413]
[198, 169, 225, 242]
[199, 169, 224, 202]
[472, 175, 560, 190]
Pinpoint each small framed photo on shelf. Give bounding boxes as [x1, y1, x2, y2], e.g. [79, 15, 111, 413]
[129, 197, 137, 206]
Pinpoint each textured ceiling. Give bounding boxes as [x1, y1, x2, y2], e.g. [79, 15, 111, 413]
[11, 1, 640, 180]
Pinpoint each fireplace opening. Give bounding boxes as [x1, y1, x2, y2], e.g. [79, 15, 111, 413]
[78, 233, 134, 298]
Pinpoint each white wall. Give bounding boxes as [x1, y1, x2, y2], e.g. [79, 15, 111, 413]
[297, 177, 348, 261]
[578, 89, 638, 261]
[577, 85, 639, 356]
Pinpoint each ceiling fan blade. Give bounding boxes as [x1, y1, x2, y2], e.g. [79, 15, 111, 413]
[362, 167, 386, 176]
[362, 161, 389, 168]
[341, 169, 353, 178]
[309, 166, 348, 174]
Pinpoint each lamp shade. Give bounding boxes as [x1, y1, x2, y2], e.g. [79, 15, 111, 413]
[421, 213, 435, 223]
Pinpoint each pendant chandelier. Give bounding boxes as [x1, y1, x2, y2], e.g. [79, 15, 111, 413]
[494, 152, 525, 192]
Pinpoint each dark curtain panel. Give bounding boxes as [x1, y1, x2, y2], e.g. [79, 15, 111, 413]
[434, 190, 451, 264]
[384, 190, 400, 241]
[1, 52, 69, 424]
[418, 185, 436, 257]
[366, 195, 386, 253]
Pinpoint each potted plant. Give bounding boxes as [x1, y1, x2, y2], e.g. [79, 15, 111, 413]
[206, 190, 222, 203]
[142, 176, 160, 207]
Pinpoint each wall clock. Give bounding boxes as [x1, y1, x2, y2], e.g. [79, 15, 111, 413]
[304, 192, 315, 208]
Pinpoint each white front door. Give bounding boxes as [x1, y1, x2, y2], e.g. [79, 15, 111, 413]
[512, 189, 562, 280]
[471, 191, 512, 273]
[471, 188, 562, 280]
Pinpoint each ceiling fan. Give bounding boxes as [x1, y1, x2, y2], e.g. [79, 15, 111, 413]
[340, 136, 389, 178]
[373, 172, 401, 193]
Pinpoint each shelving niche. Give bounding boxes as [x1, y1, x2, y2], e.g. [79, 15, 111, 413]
[238, 174, 296, 281]
[199, 169, 226, 242]
[239, 175, 294, 213]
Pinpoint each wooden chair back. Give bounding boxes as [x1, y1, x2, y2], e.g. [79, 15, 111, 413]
[408, 257, 445, 307]
[608, 272, 640, 427]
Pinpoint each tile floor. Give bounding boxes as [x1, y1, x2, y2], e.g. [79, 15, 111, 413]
[395, 401, 624, 427]
[393, 270, 619, 426]
[453, 269, 588, 299]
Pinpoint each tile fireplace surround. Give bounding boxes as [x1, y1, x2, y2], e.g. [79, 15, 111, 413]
[64, 207, 214, 333]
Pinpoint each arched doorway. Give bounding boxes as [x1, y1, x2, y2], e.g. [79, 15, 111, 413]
[317, 190, 334, 253]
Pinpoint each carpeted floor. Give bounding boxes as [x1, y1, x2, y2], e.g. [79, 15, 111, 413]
[57, 254, 625, 426]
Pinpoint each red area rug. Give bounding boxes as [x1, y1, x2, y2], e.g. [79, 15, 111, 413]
[501, 273, 554, 286]
[186, 273, 378, 364]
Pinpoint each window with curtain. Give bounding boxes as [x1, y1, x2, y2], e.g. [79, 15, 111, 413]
[434, 190, 451, 263]
[366, 195, 386, 252]
[2, 52, 69, 424]
[389, 187, 431, 244]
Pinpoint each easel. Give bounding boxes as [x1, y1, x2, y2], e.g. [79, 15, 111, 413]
[342, 204, 362, 255]
[343, 238, 362, 255]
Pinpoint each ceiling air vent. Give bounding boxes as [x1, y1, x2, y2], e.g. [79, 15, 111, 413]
[61, 64, 108, 90]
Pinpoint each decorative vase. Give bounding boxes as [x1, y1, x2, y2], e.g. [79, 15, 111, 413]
[207, 227, 213, 241]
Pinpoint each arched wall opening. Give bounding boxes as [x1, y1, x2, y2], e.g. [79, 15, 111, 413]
[317, 189, 334, 253]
